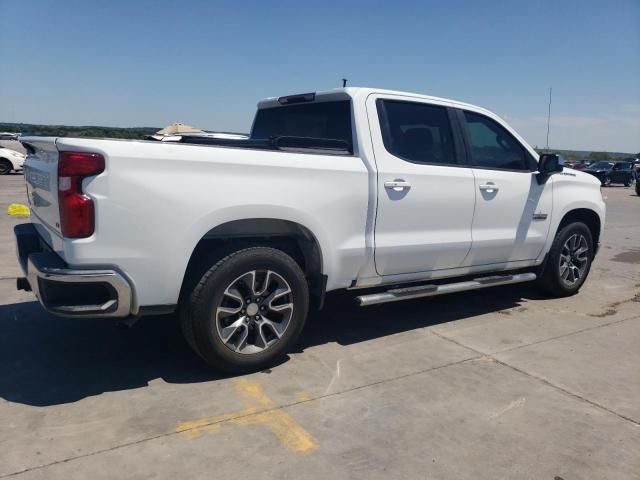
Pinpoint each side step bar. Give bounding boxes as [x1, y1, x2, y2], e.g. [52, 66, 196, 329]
[356, 272, 537, 307]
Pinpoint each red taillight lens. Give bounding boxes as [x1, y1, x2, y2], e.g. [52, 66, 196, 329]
[58, 152, 105, 176]
[58, 151, 105, 238]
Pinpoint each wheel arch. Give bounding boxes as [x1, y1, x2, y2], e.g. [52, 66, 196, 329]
[557, 208, 602, 251]
[179, 218, 326, 307]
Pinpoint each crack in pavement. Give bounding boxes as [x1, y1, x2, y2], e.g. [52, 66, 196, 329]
[494, 313, 640, 354]
[431, 322, 640, 427]
[491, 358, 640, 426]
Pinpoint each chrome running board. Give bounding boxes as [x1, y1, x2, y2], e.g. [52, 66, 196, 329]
[356, 272, 537, 307]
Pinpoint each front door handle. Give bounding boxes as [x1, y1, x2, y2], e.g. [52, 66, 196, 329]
[384, 180, 411, 191]
[479, 183, 499, 193]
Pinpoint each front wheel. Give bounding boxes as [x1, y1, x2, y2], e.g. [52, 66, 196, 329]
[636, 181, 640, 196]
[180, 247, 309, 373]
[537, 222, 594, 297]
[603, 176, 612, 187]
[0, 160, 12, 175]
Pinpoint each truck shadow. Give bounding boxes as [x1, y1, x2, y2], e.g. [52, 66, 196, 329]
[0, 301, 220, 407]
[300, 285, 544, 350]
[0, 285, 543, 407]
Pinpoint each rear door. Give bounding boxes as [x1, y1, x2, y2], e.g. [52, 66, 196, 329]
[459, 110, 552, 265]
[368, 95, 476, 276]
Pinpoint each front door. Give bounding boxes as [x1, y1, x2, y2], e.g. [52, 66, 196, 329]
[459, 110, 552, 266]
[369, 96, 476, 276]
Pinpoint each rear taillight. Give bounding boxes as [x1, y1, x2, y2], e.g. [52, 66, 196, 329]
[58, 151, 105, 238]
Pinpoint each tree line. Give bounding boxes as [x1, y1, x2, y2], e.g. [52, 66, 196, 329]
[0, 123, 158, 140]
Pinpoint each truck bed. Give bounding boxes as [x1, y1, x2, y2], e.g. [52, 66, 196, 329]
[20, 135, 371, 310]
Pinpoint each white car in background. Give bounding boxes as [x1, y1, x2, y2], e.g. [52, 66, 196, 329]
[0, 145, 25, 174]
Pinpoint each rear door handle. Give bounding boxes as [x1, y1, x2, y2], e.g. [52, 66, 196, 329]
[384, 180, 411, 191]
[479, 183, 499, 192]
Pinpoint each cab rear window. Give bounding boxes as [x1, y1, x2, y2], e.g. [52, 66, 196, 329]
[251, 101, 353, 153]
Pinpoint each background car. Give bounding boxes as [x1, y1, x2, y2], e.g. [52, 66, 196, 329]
[607, 161, 635, 186]
[583, 160, 634, 186]
[571, 161, 591, 171]
[0, 146, 25, 175]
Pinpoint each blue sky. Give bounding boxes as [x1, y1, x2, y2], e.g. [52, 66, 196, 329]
[1, 0, 638, 152]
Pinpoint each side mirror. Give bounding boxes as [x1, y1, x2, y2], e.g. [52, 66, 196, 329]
[537, 153, 563, 183]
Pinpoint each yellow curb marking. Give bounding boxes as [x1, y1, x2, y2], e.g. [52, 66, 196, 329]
[176, 379, 317, 453]
[7, 203, 30, 217]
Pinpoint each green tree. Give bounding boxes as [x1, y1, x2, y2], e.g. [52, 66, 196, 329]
[588, 151, 610, 161]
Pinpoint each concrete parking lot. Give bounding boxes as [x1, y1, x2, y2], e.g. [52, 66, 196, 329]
[1, 173, 638, 479]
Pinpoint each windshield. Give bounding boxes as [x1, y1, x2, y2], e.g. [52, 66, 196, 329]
[589, 161, 613, 169]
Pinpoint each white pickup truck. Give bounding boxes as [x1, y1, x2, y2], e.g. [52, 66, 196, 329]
[15, 87, 606, 372]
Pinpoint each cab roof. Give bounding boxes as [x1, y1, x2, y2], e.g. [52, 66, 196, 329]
[257, 87, 493, 116]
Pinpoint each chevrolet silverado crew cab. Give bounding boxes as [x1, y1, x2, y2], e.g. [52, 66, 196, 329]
[15, 88, 606, 372]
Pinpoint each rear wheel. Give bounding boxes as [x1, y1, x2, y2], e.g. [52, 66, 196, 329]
[181, 247, 309, 373]
[537, 222, 593, 297]
[0, 159, 12, 175]
[603, 176, 611, 187]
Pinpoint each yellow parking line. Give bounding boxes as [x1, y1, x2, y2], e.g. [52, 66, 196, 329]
[176, 378, 318, 453]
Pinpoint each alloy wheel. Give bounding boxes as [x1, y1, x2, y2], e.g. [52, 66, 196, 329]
[214, 270, 294, 354]
[559, 233, 589, 286]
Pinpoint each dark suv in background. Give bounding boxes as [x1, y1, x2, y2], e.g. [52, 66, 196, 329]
[584, 161, 634, 186]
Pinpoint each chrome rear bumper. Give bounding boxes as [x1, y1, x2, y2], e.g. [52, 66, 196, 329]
[14, 223, 133, 318]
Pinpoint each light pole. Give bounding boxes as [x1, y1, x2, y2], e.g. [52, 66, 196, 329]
[545, 87, 552, 151]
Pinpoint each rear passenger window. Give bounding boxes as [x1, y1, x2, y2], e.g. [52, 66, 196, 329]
[377, 100, 457, 165]
[463, 111, 533, 171]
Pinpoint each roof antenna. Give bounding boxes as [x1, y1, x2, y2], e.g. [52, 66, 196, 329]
[342, 78, 348, 88]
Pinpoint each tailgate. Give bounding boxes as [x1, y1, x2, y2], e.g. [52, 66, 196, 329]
[20, 137, 62, 237]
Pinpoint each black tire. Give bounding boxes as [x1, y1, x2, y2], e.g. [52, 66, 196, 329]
[181, 247, 309, 373]
[0, 159, 12, 175]
[537, 222, 594, 297]
[603, 176, 611, 187]
[636, 182, 640, 196]
[623, 181, 630, 187]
